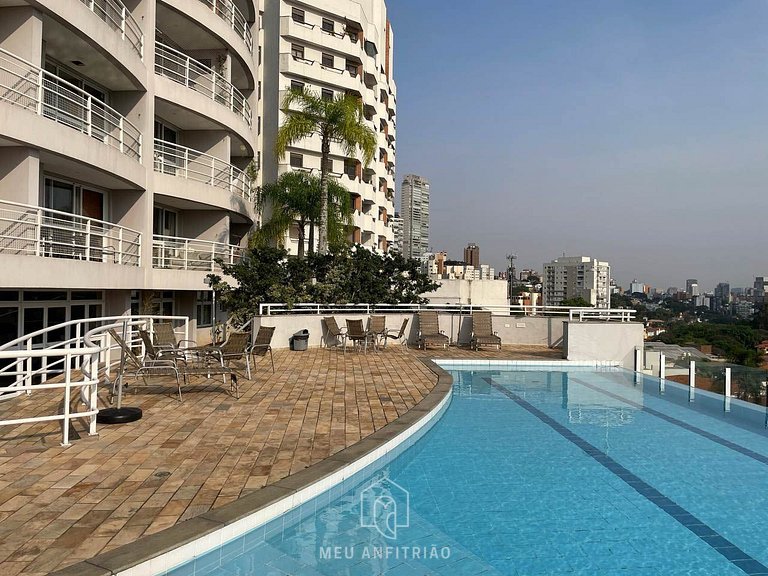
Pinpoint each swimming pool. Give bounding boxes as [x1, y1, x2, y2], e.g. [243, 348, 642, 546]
[165, 364, 768, 576]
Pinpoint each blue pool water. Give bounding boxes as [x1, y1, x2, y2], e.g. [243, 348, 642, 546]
[166, 366, 768, 576]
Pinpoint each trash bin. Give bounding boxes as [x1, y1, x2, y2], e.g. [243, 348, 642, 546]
[290, 329, 310, 351]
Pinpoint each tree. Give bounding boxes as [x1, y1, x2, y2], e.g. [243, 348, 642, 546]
[560, 297, 593, 308]
[275, 87, 376, 255]
[255, 172, 353, 258]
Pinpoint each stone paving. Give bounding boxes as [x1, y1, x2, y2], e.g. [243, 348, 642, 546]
[0, 344, 560, 574]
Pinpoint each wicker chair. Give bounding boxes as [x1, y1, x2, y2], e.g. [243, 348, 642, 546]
[383, 318, 409, 348]
[153, 322, 197, 350]
[345, 319, 373, 354]
[417, 311, 448, 350]
[367, 315, 386, 350]
[471, 311, 502, 351]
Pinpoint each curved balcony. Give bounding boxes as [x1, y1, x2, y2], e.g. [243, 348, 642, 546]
[154, 140, 254, 203]
[199, 0, 253, 53]
[0, 200, 141, 266]
[0, 48, 142, 161]
[155, 43, 251, 126]
[80, 0, 144, 59]
[153, 234, 242, 271]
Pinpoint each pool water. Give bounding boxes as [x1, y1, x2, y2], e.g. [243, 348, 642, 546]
[166, 366, 768, 576]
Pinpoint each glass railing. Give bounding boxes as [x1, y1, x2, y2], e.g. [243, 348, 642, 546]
[0, 48, 142, 160]
[155, 42, 252, 126]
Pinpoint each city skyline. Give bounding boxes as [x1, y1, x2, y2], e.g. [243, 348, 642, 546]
[386, 0, 768, 290]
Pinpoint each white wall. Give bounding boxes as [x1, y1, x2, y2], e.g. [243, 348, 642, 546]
[563, 321, 644, 368]
[426, 279, 508, 307]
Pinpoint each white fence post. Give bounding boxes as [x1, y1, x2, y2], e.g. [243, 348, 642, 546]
[689, 360, 696, 403]
[61, 352, 72, 447]
[659, 353, 666, 393]
[724, 367, 732, 412]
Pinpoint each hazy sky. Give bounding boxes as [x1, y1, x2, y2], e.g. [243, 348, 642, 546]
[385, 0, 768, 293]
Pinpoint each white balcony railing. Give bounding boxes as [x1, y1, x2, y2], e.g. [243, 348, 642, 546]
[0, 199, 141, 266]
[155, 42, 251, 126]
[153, 234, 243, 271]
[0, 48, 142, 160]
[154, 140, 254, 202]
[200, 0, 253, 53]
[80, 0, 144, 59]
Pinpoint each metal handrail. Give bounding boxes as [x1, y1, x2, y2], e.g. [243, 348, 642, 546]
[79, 0, 144, 59]
[153, 234, 243, 271]
[199, 0, 253, 53]
[155, 42, 252, 126]
[0, 199, 141, 266]
[0, 48, 142, 160]
[153, 139, 253, 202]
[257, 302, 637, 321]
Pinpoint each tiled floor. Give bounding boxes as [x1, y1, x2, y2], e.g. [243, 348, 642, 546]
[0, 344, 560, 575]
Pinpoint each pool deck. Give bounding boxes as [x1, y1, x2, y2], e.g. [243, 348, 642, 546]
[0, 344, 561, 575]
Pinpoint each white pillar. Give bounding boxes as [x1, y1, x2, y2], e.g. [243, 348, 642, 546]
[724, 367, 731, 412]
[689, 360, 696, 403]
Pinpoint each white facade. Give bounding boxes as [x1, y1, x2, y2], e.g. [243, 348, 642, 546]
[401, 173, 429, 259]
[542, 256, 611, 308]
[259, 0, 396, 253]
[0, 0, 260, 342]
[389, 213, 403, 253]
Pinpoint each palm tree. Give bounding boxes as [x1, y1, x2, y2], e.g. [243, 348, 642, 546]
[275, 87, 377, 255]
[256, 171, 352, 258]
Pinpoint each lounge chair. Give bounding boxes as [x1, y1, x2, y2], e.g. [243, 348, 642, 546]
[153, 322, 197, 351]
[250, 326, 275, 374]
[471, 311, 502, 351]
[346, 319, 373, 354]
[322, 317, 347, 349]
[383, 318, 409, 348]
[108, 329, 235, 401]
[367, 315, 386, 350]
[417, 311, 448, 350]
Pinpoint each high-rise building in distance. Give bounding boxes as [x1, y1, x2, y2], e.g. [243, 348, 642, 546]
[686, 279, 699, 296]
[464, 243, 480, 269]
[401, 174, 430, 259]
[542, 256, 611, 308]
[390, 213, 403, 253]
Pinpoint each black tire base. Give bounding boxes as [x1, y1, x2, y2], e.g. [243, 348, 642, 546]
[97, 406, 143, 424]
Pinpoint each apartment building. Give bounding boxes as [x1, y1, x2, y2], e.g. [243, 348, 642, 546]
[389, 212, 403, 253]
[542, 256, 611, 308]
[401, 173, 429, 259]
[0, 0, 259, 343]
[259, 0, 396, 254]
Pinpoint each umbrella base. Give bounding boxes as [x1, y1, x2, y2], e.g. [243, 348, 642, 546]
[97, 406, 143, 424]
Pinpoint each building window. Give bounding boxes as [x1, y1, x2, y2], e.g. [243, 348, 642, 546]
[196, 291, 213, 327]
[346, 59, 358, 76]
[291, 80, 305, 91]
[291, 44, 304, 60]
[322, 18, 334, 33]
[258, 46, 261, 65]
[290, 153, 303, 168]
[321, 88, 333, 101]
[257, 80, 262, 100]
[321, 53, 334, 68]
[292, 7, 305, 23]
[257, 115, 261, 134]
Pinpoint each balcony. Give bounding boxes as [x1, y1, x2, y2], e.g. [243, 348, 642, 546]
[199, 0, 253, 53]
[80, 0, 144, 59]
[155, 42, 251, 126]
[153, 234, 243, 271]
[0, 200, 141, 266]
[0, 48, 142, 161]
[154, 140, 254, 202]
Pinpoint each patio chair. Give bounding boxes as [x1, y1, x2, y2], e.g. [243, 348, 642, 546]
[250, 325, 275, 373]
[471, 311, 502, 351]
[367, 315, 387, 350]
[345, 319, 373, 354]
[217, 331, 255, 379]
[138, 330, 186, 364]
[108, 328, 183, 400]
[322, 317, 347, 349]
[417, 311, 448, 350]
[383, 318, 409, 348]
[153, 322, 197, 351]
